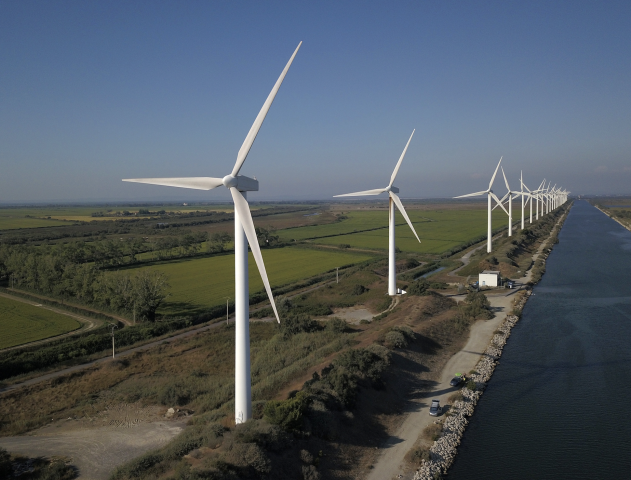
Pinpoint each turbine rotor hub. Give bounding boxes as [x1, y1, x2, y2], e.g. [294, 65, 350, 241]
[222, 175, 238, 188]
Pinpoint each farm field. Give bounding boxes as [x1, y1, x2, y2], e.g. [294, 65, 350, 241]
[0, 296, 82, 349]
[0, 215, 69, 231]
[126, 247, 374, 316]
[279, 207, 514, 253]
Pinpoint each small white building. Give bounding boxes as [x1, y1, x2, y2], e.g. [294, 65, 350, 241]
[479, 270, 500, 287]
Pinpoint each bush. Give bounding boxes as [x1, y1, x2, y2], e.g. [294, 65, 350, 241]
[384, 330, 407, 349]
[0, 448, 10, 477]
[466, 380, 477, 391]
[280, 314, 319, 338]
[351, 284, 367, 295]
[158, 382, 191, 406]
[334, 347, 389, 381]
[408, 278, 430, 296]
[448, 391, 464, 403]
[263, 391, 311, 431]
[326, 317, 348, 334]
[411, 445, 431, 464]
[423, 422, 443, 441]
[338, 244, 351, 249]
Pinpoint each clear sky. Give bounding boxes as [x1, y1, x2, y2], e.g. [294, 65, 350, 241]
[1, 1, 630, 204]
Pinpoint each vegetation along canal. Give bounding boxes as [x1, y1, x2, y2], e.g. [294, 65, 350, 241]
[449, 200, 631, 479]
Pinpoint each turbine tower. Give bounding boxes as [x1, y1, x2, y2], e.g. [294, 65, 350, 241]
[122, 42, 302, 424]
[454, 157, 508, 253]
[520, 172, 534, 226]
[334, 130, 420, 296]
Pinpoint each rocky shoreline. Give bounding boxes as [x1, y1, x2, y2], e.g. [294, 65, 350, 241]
[412, 204, 572, 480]
[413, 291, 531, 480]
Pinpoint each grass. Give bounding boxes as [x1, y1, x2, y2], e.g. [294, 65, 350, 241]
[283, 208, 509, 254]
[123, 247, 374, 316]
[0, 215, 68, 230]
[0, 296, 82, 349]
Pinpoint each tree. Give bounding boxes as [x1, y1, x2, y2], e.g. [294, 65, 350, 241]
[132, 270, 170, 322]
[255, 227, 280, 248]
[208, 232, 231, 253]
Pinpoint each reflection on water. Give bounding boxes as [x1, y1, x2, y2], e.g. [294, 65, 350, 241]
[449, 201, 631, 479]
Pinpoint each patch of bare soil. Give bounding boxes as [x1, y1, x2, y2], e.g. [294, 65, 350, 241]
[0, 402, 186, 480]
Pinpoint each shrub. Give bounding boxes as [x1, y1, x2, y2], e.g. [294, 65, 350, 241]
[411, 445, 431, 464]
[384, 330, 407, 349]
[448, 391, 464, 403]
[302, 464, 321, 480]
[338, 244, 351, 249]
[158, 382, 191, 406]
[408, 278, 430, 296]
[263, 391, 311, 431]
[326, 317, 348, 334]
[0, 448, 10, 477]
[322, 366, 357, 407]
[423, 422, 443, 441]
[300, 449, 314, 465]
[280, 314, 319, 338]
[334, 347, 389, 381]
[466, 380, 477, 391]
[351, 284, 367, 295]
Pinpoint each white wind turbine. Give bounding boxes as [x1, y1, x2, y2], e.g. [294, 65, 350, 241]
[122, 42, 302, 424]
[495, 166, 522, 237]
[454, 157, 508, 253]
[334, 130, 420, 296]
[519, 172, 534, 227]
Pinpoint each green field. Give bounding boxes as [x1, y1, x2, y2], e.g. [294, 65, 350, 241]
[278, 208, 512, 253]
[0, 215, 69, 230]
[127, 247, 374, 316]
[0, 296, 82, 349]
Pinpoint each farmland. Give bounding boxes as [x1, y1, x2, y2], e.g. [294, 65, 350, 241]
[278, 207, 511, 253]
[124, 247, 374, 316]
[0, 295, 81, 349]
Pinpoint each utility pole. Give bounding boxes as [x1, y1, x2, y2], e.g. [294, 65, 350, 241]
[108, 323, 118, 359]
[336, 267, 339, 284]
[225, 297, 231, 324]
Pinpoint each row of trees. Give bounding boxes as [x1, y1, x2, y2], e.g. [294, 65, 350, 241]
[0, 244, 169, 321]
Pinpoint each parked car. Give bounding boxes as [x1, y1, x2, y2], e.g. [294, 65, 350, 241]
[429, 399, 442, 416]
[450, 373, 466, 387]
[505, 280, 515, 289]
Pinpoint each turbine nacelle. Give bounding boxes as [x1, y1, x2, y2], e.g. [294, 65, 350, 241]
[384, 186, 399, 193]
[223, 175, 259, 191]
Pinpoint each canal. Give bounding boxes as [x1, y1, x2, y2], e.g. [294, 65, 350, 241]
[449, 200, 631, 479]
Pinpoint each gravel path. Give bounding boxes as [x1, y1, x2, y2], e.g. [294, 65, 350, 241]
[366, 289, 518, 480]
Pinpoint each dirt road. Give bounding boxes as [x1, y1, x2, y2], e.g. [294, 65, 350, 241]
[366, 289, 520, 480]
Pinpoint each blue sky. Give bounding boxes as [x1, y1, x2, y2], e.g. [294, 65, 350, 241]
[1, 1, 630, 203]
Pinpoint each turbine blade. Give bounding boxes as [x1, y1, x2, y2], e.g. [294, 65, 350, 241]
[390, 192, 421, 243]
[122, 177, 224, 190]
[334, 188, 386, 197]
[454, 190, 487, 199]
[490, 192, 509, 215]
[389, 129, 415, 187]
[231, 42, 302, 177]
[230, 188, 280, 323]
[501, 166, 510, 192]
[488, 156, 503, 189]
[492, 192, 510, 211]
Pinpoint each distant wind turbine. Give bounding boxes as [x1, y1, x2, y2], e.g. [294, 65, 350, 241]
[334, 130, 420, 296]
[454, 157, 508, 253]
[122, 42, 302, 424]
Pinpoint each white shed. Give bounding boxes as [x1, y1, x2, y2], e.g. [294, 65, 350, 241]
[479, 270, 500, 287]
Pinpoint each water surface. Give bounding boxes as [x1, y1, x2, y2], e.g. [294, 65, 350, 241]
[449, 200, 631, 479]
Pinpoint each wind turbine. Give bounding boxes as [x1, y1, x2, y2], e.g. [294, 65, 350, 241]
[454, 157, 509, 253]
[520, 172, 534, 227]
[496, 166, 522, 237]
[122, 42, 302, 424]
[334, 130, 420, 296]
